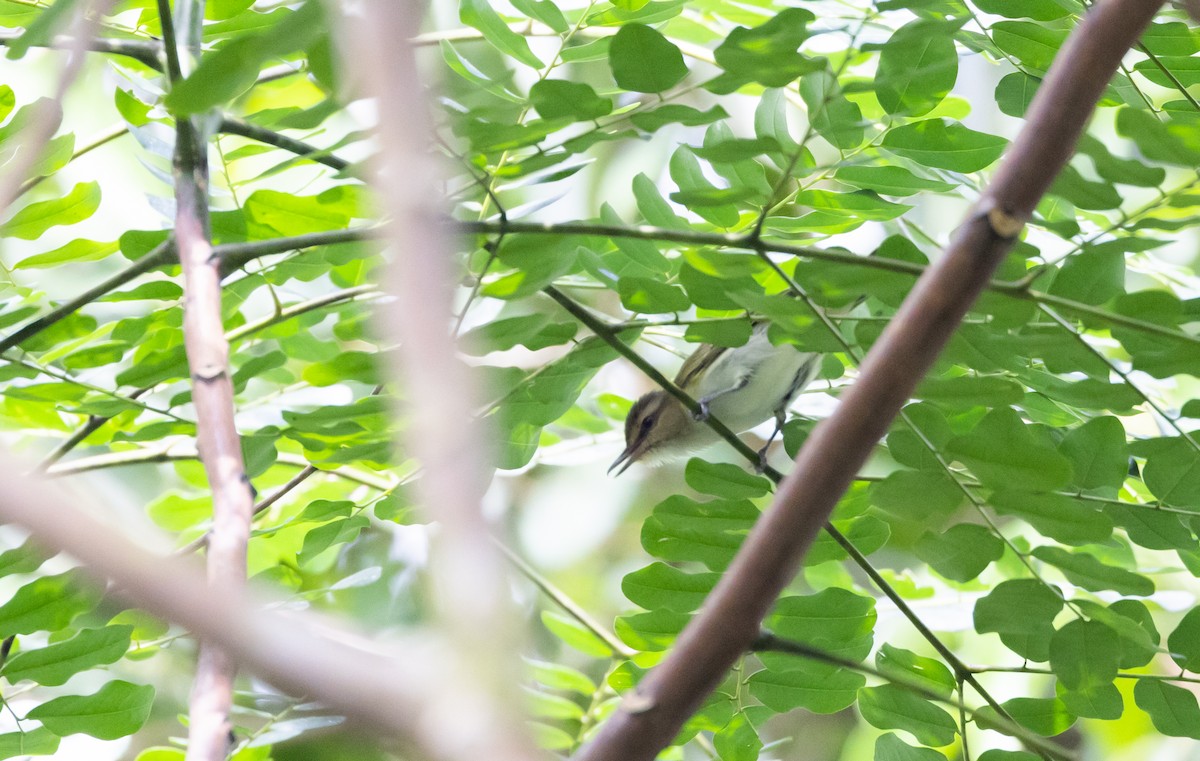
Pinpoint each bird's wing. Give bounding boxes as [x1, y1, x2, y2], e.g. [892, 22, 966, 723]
[674, 341, 729, 391]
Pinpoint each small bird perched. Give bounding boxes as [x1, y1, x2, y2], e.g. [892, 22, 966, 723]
[609, 322, 820, 476]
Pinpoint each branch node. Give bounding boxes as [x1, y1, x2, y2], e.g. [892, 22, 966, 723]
[980, 200, 1025, 240]
[192, 365, 227, 382]
[620, 690, 657, 715]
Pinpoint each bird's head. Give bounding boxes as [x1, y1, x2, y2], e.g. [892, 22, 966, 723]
[609, 391, 695, 476]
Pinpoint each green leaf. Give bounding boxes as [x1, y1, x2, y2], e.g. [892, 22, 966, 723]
[858, 684, 957, 747]
[834, 165, 955, 196]
[641, 495, 758, 571]
[916, 375, 1024, 408]
[881, 120, 1007, 172]
[1115, 107, 1200, 167]
[875, 20, 958, 116]
[684, 459, 772, 499]
[799, 69, 865, 150]
[945, 408, 1074, 492]
[1048, 245, 1125, 304]
[870, 470, 962, 521]
[621, 562, 718, 612]
[1167, 606, 1200, 672]
[165, 1, 325, 114]
[2, 182, 101, 240]
[297, 515, 369, 566]
[483, 235, 581, 300]
[632, 172, 689, 229]
[16, 239, 119, 269]
[526, 658, 596, 694]
[713, 713, 762, 761]
[244, 189, 351, 238]
[524, 686, 585, 720]
[974, 579, 1063, 662]
[1032, 545, 1153, 596]
[0, 569, 98, 638]
[972, 0, 1070, 19]
[991, 21, 1066, 71]
[27, 680, 154, 740]
[747, 661, 864, 714]
[0, 727, 59, 758]
[0, 540, 45, 578]
[915, 524, 1004, 582]
[616, 276, 690, 313]
[4, 625, 133, 686]
[540, 610, 612, 657]
[874, 733, 947, 761]
[876, 644, 955, 697]
[990, 490, 1113, 545]
[976, 697, 1075, 736]
[608, 24, 687, 93]
[760, 588, 876, 667]
[1050, 619, 1123, 719]
[615, 608, 689, 651]
[1134, 679, 1200, 739]
[1059, 416, 1129, 491]
[529, 80, 612, 122]
[460, 314, 577, 355]
[1143, 438, 1200, 509]
[4, 0, 78, 59]
[711, 8, 819, 89]
[493, 335, 617, 468]
[511, 0, 568, 32]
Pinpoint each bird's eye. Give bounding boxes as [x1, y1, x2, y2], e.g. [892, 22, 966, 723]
[639, 416, 655, 435]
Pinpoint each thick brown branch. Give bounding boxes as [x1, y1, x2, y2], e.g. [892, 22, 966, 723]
[572, 1, 1166, 759]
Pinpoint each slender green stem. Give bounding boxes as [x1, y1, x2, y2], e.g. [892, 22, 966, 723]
[753, 634, 1075, 761]
[460, 219, 1200, 348]
[493, 539, 635, 659]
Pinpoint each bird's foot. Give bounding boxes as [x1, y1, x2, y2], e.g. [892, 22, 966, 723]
[692, 401, 711, 422]
[754, 446, 770, 474]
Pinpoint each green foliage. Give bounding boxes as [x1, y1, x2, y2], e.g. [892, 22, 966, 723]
[1, 0, 1200, 757]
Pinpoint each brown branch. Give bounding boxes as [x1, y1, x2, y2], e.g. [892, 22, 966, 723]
[334, 2, 537, 760]
[572, 1, 1166, 759]
[0, 30, 162, 69]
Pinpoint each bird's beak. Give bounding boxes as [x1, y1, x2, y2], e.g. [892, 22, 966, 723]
[608, 445, 636, 477]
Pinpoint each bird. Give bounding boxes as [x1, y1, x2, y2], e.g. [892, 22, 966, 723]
[609, 322, 820, 476]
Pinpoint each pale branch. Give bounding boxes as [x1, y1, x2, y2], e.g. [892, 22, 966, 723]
[752, 633, 1075, 761]
[17, 122, 131, 198]
[572, 2, 1166, 759]
[0, 455, 517, 759]
[160, 0, 253, 758]
[460, 219, 1200, 348]
[338, 3, 538, 760]
[0, 0, 110, 221]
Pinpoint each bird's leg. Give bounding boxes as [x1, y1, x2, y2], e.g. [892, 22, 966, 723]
[693, 377, 750, 421]
[755, 407, 788, 473]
